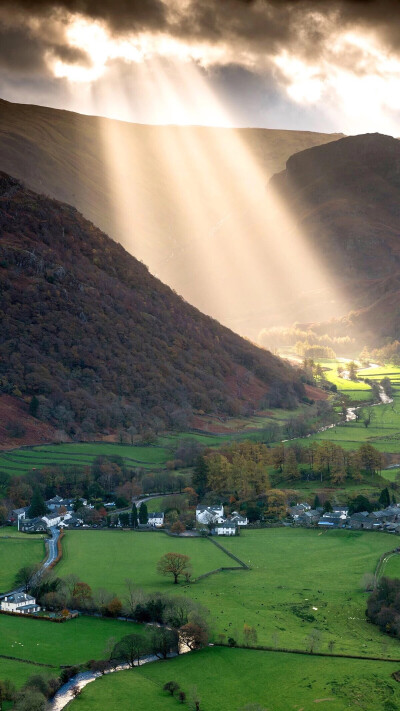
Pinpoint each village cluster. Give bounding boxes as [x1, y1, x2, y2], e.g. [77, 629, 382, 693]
[288, 502, 400, 531]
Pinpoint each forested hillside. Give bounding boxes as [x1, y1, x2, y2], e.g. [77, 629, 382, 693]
[0, 172, 305, 438]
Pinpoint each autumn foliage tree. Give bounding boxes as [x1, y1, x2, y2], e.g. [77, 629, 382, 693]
[157, 552, 191, 584]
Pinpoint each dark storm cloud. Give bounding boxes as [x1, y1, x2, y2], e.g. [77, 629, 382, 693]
[2, 0, 400, 83]
[0, 0, 167, 32]
[0, 14, 92, 74]
[5, 0, 400, 45]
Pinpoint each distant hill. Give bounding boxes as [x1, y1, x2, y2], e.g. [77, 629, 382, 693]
[0, 172, 306, 438]
[270, 133, 400, 348]
[0, 98, 343, 337]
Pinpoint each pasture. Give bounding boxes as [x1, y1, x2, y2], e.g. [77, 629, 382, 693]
[0, 614, 148, 668]
[56, 530, 230, 593]
[0, 442, 171, 480]
[0, 534, 45, 593]
[69, 646, 400, 711]
[55, 528, 400, 658]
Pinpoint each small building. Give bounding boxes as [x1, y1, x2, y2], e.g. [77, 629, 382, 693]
[216, 521, 237, 536]
[231, 512, 248, 526]
[349, 512, 370, 529]
[1, 593, 40, 614]
[147, 512, 164, 527]
[318, 515, 343, 528]
[296, 510, 320, 527]
[20, 517, 47, 534]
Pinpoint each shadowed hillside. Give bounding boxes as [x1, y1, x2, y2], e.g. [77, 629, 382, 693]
[0, 98, 342, 336]
[0, 172, 306, 438]
[268, 133, 400, 349]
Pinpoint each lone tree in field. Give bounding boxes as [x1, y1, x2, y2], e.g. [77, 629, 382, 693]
[163, 681, 180, 696]
[157, 552, 191, 584]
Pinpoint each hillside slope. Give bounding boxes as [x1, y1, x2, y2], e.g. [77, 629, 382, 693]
[0, 98, 342, 336]
[0, 172, 305, 437]
[269, 133, 400, 346]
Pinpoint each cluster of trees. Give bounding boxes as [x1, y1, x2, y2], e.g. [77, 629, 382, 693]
[365, 341, 400, 367]
[258, 326, 354, 356]
[367, 577, 400, 638]
[272, 441, 384, 484]
[193, 442, 270, 499]
[0, 671, 68, 711]
[296, 342, 336, 359]
[193, 441, 384, 502]
[0, 454, 186, 514]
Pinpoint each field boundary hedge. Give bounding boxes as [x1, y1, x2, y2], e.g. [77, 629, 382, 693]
[214, 642, 400, 663]
[194, 566, 248, 582]
[0, 652, 58, 668]
[207, 537, 251, 569]
[0, 609, 68, 623]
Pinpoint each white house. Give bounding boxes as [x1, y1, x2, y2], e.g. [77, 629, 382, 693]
[196, 504, 224, 525]
[42, 513, 63, 528]
[147, 512, 164, 527]
[216, 521, 237, 536]
[1, 593, 40, 614]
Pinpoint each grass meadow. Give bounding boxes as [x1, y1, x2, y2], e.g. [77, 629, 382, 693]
[56, 531, 229, 593]
[306, 363, 400, 454]
[54, 528, 400, 658]
[69, 646, 400, 711]
[0, 614, 148, 668]
[0, 533, 45, 593]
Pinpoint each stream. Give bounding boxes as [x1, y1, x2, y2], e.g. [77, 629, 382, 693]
[48, 649, 188, 710]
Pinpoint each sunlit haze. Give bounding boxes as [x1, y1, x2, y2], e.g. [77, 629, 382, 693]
[0, 0, 398, 340]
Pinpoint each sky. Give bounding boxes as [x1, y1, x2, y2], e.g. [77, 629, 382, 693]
[2, 0, 400, 134]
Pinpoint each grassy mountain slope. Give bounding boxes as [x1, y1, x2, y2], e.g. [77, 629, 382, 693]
[0, 172, 305, 437]
[0, 98, 342, 336]
[270, 133, 400, 346]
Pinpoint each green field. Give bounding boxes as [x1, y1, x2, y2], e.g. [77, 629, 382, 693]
[69, 646, 400, 711]
[306, 365, 400, 453]
[0, 614, 148, 668]
[56, 530, 230, 593]
[379, 550, 400, 580]
[0, 658, 56, 690]
[54, 528, 400, 658]
[0, 442, 172, 479]
[0, 534, 46, 593]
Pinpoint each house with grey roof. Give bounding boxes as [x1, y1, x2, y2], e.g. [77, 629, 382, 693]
[1, 593, 40, 614]
[216, 521, 237, 536]
[349, 512, 370, 529]
[20, 517, 47, 534]
[148, 512, 164, 527]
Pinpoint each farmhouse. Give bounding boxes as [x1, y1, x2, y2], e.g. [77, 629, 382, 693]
[196, 504, 224, 525]
[148, 512, 164, 527]
[0, 593, 40, 614]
